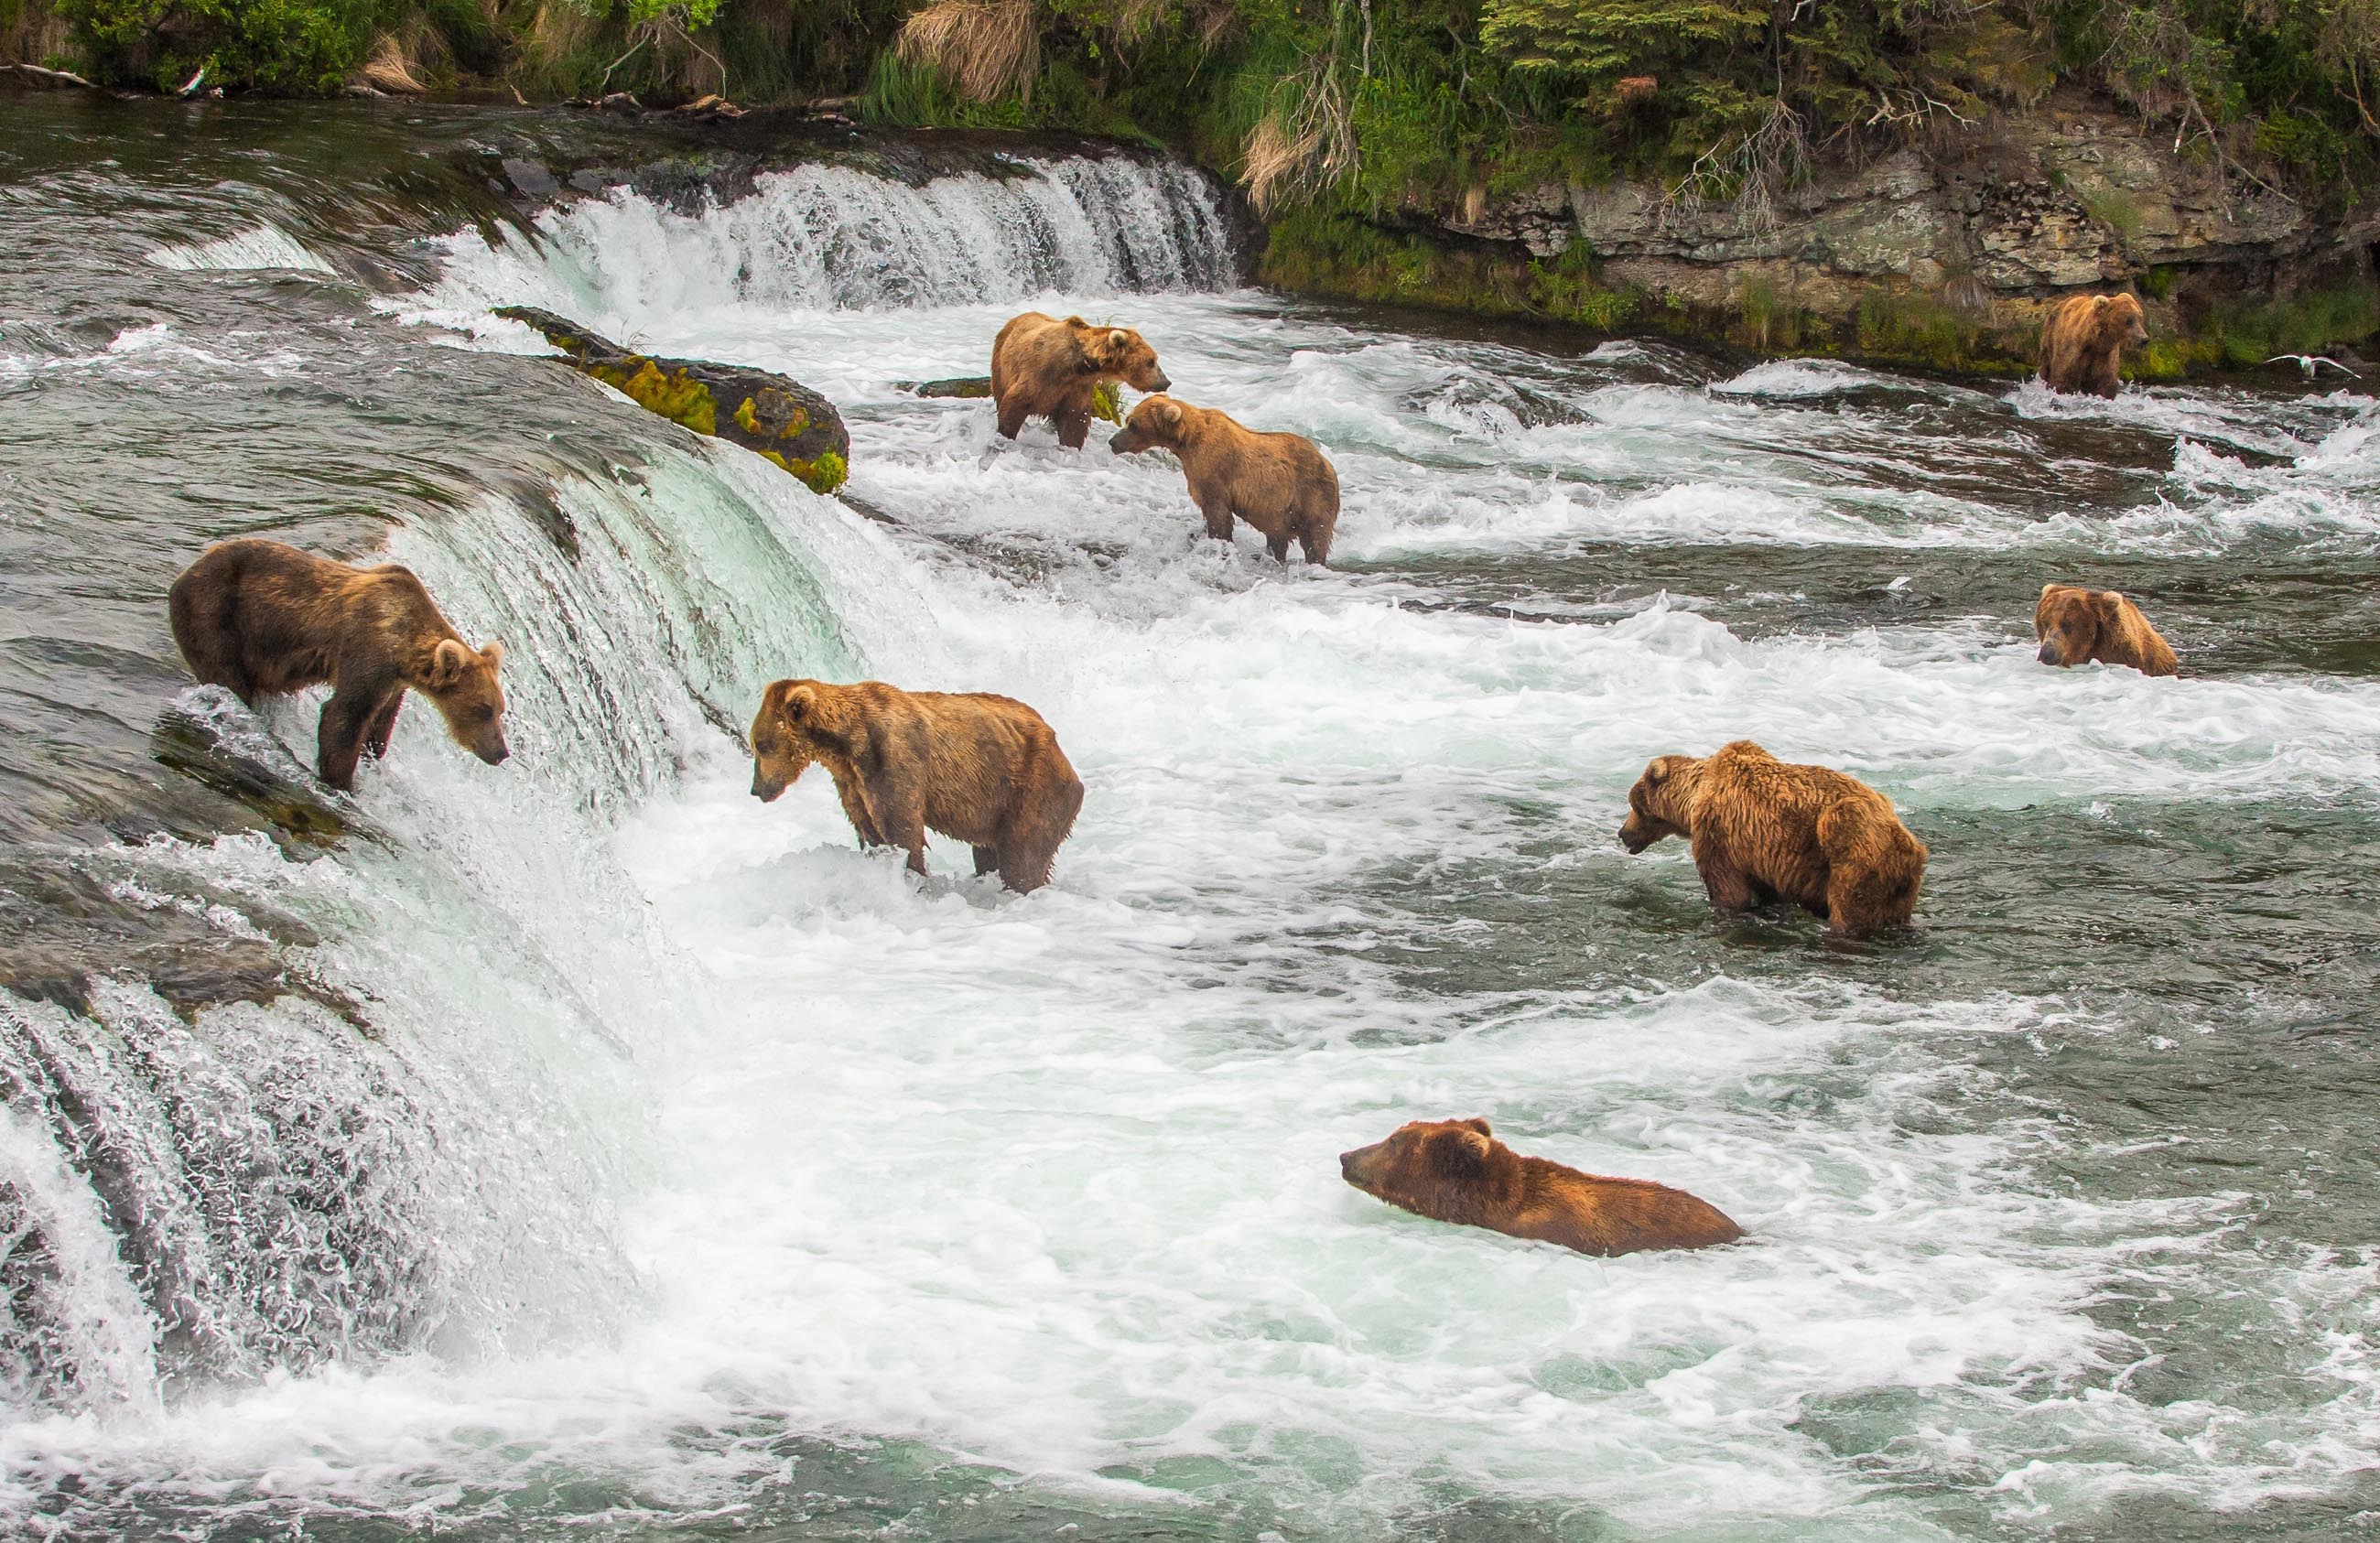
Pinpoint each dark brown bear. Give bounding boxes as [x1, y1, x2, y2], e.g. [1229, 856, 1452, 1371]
[990, 312, 1171, 449]
[1108, 395, 1339, 564]
[2038, 292, 2147, 397]
[1340, 1117, 1742, 1257]
[2034, 583, 2179, 676]
[168, 538, 510, 793]
[1618, 739, 1926, 939]
[748, 678, 1084, 893]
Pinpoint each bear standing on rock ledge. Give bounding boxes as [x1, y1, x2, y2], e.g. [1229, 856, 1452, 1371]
[1619, 739, 1926, 939]
[2038, 292, 2148, 397]
[748, 678, 1084, 893]
[1340, 1117, 1743, 1257]
[990, 312, 1171, 448]
[168, 539, 510, 793]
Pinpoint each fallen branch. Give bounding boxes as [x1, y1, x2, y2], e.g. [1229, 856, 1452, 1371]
[3, 62, 99, 89]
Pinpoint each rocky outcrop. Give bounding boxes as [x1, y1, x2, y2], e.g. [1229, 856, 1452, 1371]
[495, 307, 850, 492]
[1375, 90, 2377, 372]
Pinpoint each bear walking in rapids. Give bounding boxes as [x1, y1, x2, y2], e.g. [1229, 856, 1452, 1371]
[1619, 739, 1926, 940]
[168, 538, 511, 793]
[2038, 292, 2148, 397]
[1109, 394, 1339, 565]
[990, 312, 1171, 449]
[2034, 583, 2179, 675]
[747, 678, 1084, 893]
[1340, 1117, 1742, 1257]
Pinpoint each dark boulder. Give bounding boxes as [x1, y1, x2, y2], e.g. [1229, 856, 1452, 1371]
[495, 306, 850, 493]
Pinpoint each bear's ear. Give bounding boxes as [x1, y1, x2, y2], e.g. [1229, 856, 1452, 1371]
[429, 637, 471, 688]
[1107, 328, 1129, 351]
[774, 683, 818, 725]
[1431, 1127, 1493, 1181]
[1158, 398, 1183, 426]
[481, 641, 505, 671]
[2096, 589, 2127, 618]
[2093, 295, 2115, 313]
[1641, 759, 1668, 787]
[1460, 1117, 1492, 1138]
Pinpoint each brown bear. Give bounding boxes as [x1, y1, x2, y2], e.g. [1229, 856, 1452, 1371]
[1108, 395, 1339, 564]
[990, 312, 1171, 449]
[1340, 1117, 1742, 1257]
[1618, 739, 1926, 939]
[747, 677, 1084, 893]
[2038, 292, 2148, 397]
[168, 538, 510, 794]
[2034, 583, 2179, 676]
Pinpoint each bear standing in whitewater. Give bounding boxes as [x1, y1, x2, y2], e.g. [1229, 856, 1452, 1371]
[1340, 1117, 1742, 1257]
[2038, 292, 2148, 397]
[747, 677, 1084, 893]
[2034, 583, 2179, 675]
[1618, 739, 1925, 939]
[990, 312, 1171, 449]
[168, 538, 511, 793]
[1109, 394, 1338, 565]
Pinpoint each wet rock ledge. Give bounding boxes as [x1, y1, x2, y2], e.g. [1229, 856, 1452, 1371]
[496, 306, 850, 492]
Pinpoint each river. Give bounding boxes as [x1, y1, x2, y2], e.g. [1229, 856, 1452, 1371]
[3, 92, 2378, 1541]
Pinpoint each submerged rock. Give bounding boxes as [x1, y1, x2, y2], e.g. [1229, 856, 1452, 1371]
[495, 306, 851, 492]
[151, 685, 350, 846]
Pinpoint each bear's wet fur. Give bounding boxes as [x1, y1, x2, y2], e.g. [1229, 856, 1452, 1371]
[748, 678, 1084, 893]
[2038, 292, 2147, 397]
[990, 312, 1171, 449]
[2034, 583, 2179, 675]
[168, 538, 510, 793]
[1339, 1117, 1743, 1257]
[1109, 394, 1338, 564]
[1618, 739, 1926, 939]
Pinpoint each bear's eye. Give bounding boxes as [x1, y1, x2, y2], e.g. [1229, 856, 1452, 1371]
[474, 705, 495, 723]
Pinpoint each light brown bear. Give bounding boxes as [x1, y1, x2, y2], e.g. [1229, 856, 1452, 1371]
[1618, 739, 1926, 939]
[2038, 292, 2147, 397]
[1340, 1117, 1742, 1257]
[2034, 583, 2179, 676]
[990, 312, 1171, 448]
[1108, 395, 1339, 564]
[168, 538, 510, 793]
[747, 678, 1084, 893]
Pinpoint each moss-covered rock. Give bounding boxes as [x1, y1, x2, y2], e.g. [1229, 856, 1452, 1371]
[495, 305, 851, 493]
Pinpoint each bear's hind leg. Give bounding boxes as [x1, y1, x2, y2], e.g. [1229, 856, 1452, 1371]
[973, 845, 1000, 877]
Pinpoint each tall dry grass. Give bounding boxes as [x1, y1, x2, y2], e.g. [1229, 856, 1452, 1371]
[895, 0, 1038, 103]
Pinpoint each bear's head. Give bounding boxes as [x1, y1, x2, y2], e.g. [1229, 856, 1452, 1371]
[1080, 324, 1170, 394]
[748, 678, 838, 802]
[1108, 394, 1187, 457]
[2035, 583, 2126, 666]
[1618, 754, 1701, 853]
[424, 638, 509, 765]
[2094, 293, 2148, 351]
[1340, 1117, 1522, 1221]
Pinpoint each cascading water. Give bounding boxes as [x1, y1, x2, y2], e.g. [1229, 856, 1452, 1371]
[5, 98, 2380, 1539]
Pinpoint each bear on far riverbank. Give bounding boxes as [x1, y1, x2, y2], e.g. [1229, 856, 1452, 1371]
[2038, 292, 2147, 396]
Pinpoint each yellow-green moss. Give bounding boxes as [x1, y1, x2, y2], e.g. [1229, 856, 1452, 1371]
[1091, 382, 1125, 425]
[759, 447, 849, 495]
[594, 359, 718, 437]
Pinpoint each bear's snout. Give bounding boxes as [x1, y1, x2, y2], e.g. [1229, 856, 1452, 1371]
[1339, 1141, 1383, 1190]
[1148, 370, 1172, 392]
[751, 769, 787, 802]
[477, 739, 510, 766]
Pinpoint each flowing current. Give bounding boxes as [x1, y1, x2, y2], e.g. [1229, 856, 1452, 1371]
[4, 99, 2379, 1540]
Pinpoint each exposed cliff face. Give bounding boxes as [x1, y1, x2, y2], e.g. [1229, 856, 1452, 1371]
[1280, 92, 2380, 377]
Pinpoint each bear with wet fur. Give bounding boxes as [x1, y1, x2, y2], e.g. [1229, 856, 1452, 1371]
[1618, 739, 1926, 939]
[168, 538, 509, 794]
[1109, 394, 1339, 565]
[2038, 292, 2148, 397]
[1340, 1117, 1742, 1257]
[990, 311, 1171, 449]
[2034, 583, 2179, 676]
[747, 678, 1084, 893]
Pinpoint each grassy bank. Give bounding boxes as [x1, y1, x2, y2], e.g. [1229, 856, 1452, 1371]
[12, 0, 2380, 374]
